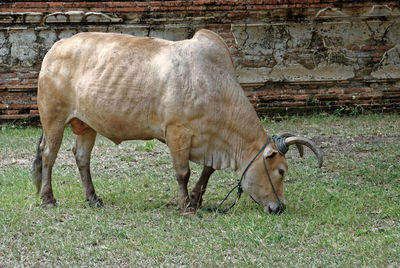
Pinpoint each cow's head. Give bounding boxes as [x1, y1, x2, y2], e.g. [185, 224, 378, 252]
[241, 134, 323, 214]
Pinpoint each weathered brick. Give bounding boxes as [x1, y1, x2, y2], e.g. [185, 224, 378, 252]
[193, 0, 217, 5]
[248, 97, 259, 103]
[114, 7, 147, 12]
[328, 88, 343, 94]
[68, 2, 93, 8]
[357, 93, 384, 99]
[219, 33, 234, 39]
[254, 90, 282, 96]
[338, 94, 355, 100]
[4, 110, 19, 115]
[150, 1, 163, 7]
[386, 87, 400, 92]
[12, 8, 47, 13]
[4, 85, 37, 91]
[163, 1, 185, 7]
[49, 2, 63, 8]
[206, 24, 231, 32]
[4, 79, 21, 85]
[136, 2, 149, 7]
[18, 72, 38, 79]
[0, 103, 37, 109]
[294, 95, 309, 101]
[21, 79, 38, 85]
[0, 114, 31, 119]
[282, 101, 307, 107]
[106, 2, 135, 8]
[159, 6, 187, 11]
[14, 2, 48, 8]
[0, 73, 17, 79]
[343, 88, 372, 94]
[187, 6, 207, 10]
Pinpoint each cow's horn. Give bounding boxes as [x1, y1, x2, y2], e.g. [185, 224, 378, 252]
[285, 136, 323, 168]
[279, 133, 304, 157]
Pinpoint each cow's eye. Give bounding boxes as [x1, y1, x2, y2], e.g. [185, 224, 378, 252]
[278, 169, 285, 176]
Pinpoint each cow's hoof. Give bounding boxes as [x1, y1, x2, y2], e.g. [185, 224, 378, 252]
[189, 195, 202, 210]
[41, 199, 57, 208]
[88, 196, 104, 208]
[92, 200, 104, 208]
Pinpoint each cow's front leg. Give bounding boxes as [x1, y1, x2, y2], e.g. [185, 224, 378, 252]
[175, 164, 191, 212]
[189, 166, 215, 209]
[166, 125, 193, 214]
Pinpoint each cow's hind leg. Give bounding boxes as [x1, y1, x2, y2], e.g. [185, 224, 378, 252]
[166, 125, 193, 214]
[40, 126, 65, 207]
[72, 127, 103, 207]
[189, 166, 215, 209]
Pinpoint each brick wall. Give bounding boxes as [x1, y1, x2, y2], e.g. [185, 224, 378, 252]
[1, 1, 399, 120]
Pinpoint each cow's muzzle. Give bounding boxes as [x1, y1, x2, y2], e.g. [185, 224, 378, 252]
[266, 203, 286, 214]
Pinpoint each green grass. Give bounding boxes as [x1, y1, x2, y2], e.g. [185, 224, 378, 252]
[0, 114, 399, 266]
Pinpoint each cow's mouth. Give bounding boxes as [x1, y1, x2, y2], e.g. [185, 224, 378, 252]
[265, 203, 286, 214]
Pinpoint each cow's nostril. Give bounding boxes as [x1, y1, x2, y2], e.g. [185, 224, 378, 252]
[270, 204, 286, 214]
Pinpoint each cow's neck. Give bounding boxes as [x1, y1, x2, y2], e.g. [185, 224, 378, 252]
[220, 91, 268, 173]
[232, 125, 268, 175]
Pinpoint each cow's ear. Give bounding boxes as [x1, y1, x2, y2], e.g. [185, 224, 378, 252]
[263, 144, 278, 158]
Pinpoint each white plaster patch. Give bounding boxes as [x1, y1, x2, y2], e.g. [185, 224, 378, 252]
[9, 29, 38, 67]
[372, 46, 400, 79]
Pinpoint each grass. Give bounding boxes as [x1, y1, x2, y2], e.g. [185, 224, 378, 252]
[0, 113, 399, 267]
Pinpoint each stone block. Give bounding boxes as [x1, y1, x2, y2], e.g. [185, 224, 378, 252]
[236, 66, 272, 84]
[9, 29, 38, 67]
[85, 12, 122, 23]
[116, 25, 149, 36]
[149, 26, 191, 41]
[65, 11, 85, 23]
[366, 5, 393, 17]
[45, 12, 68, 23]
[58, 30, 77, 40]
[386, 22, 400, 44]
[314, 7, 350, 20]
[0, 13, 14, 24]
[287, 24, 313, 48]
[24, 12, 43, 23]
[38, 30, 57, 51]
[371, 46, 400, 79]
[0, 32, 9, 64]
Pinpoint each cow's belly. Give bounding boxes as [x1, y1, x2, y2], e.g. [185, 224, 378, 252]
[71, 69, 166, 143]
[71, 98, 165, 144]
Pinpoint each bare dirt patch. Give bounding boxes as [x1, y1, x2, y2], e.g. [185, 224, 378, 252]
[313, 135, 400, 157]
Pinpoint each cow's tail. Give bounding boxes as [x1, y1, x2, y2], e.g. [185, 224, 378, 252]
[32, 132, 44, 194]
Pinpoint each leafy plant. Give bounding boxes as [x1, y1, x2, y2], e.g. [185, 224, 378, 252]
[349, 105, 364, 116]
[333, 106, 345, 117]
[310, 97, 320, 104]
[260, 116, 274, 126]
[136, 140, 155, 152]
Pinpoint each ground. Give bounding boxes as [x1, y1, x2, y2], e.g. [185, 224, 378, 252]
[0, 113, 399, 266]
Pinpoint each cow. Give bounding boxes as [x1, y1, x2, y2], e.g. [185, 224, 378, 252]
[32, 29, 323, 214]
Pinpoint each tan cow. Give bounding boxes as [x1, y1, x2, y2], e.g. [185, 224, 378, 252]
[33, 29, 322, 214]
